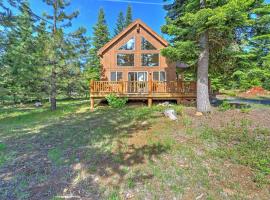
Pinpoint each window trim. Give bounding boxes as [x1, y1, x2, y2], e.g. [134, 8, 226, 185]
[141, 53, 160, 67]
[141, 36, 157, 50]
[128, 71, 148, 81]
[153, 71, 166, 81]
[118, 37, 135, 51]
[110, 71, 123, 81]
[116, 53, 135, 67]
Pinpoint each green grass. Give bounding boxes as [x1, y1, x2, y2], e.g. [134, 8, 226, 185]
[200, 122, 270, 186]
[0, 100, 269, 199]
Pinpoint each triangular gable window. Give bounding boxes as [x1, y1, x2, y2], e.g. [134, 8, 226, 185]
[119, 37, 135, 50]
[141, 37, 157, 50]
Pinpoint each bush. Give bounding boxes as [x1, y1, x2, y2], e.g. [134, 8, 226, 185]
[106, 94, 128, 108]
[218, 100, 233, 111]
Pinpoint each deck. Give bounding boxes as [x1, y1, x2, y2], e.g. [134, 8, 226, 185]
[90, 80, 197, 109]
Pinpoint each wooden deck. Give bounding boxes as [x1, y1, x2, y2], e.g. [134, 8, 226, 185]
[90, 80, 197, 109]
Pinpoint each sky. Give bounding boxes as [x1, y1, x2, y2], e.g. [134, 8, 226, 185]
[8, 0, 270, 39]
[27, 0, 169, 37]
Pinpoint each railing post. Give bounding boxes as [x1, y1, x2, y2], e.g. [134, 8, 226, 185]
[121, 81, 124, 94]
[90, 80, 95, 111]
[149, 79, 152, 94]
[90, 97, 94, 111]
[90, 80, 94, 93]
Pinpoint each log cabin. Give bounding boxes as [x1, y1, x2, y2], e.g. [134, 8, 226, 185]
[90, 19, 197, 109]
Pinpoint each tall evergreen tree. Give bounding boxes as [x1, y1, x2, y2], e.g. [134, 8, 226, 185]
[42, 0, 79, 110]
[125, 4, 132, 27]
[162, 0, 256, 113]
[114, 11, 125, 36]
[2, 1, 37, 103]
[86, 8, 110, 80]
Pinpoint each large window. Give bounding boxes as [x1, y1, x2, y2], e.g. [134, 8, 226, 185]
[141, 37, 156, 50]
[119, 37, 135, 50]
[141, 54, 159, 67]
[117, 54, 134, 66]
[110, 72, 123, 81]
[153, 71, 166, 81]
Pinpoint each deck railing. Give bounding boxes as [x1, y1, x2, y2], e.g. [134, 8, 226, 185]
[90, 80, 197, 95]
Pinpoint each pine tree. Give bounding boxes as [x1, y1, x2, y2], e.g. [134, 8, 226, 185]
[162, 0, 255, 113]
[2, 1, 37, 103]
[125, 5, 132, 27]
[43, 0, 79, 110]
[86, 8, 110, 81]
[92, 8, 110, 51]
[114, 11, 125, 36]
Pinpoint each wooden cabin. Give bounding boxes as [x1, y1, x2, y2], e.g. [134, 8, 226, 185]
[90, 19, 197, 109]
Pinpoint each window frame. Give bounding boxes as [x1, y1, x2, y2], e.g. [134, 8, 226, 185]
[128, 71, 148, 81]
[116, 53, 135, 67]
[141, 36, 157, 50]
[119, 37, 135, 51]
[110, 71, 123, 81]
[141, 53, 160, 67]
[153, 71, 166, 82]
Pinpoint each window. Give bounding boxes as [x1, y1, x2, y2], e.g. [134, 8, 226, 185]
[128, 72, 147, 81]
[110, 72, 123, 81]
[119, 37, 135, 50]
[141, 54, 159, 66]
[153, 71, 166, 81]
[141, 37, 156, 50]
[117, 54, 134, 66]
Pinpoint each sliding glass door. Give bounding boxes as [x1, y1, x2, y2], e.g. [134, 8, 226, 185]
[128, 72, 148, 93]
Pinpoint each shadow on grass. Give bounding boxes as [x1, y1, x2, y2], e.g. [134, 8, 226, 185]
[0, 105, 167, 199]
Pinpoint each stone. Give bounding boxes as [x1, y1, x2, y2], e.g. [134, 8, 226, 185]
[34, 102, 42, 107]
[164, 109, 178, 120]
[141, 121, 149, 126]
[195, 112, 203, 116]
[158, 101, 171, 106]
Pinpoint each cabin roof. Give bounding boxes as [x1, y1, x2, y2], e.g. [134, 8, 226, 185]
[98, 19, 169, 56]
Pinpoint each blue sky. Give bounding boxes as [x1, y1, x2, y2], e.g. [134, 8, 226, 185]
[11, 0, 270, 38]
[28, 0, 168, 37]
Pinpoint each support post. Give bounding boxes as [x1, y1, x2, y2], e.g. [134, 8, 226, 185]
[177, 98, 182, 105]
[148, 98, 153, 107]
[90, 97, 94, 111]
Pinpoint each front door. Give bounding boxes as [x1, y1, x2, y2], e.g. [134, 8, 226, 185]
[128, 72, 148, 93]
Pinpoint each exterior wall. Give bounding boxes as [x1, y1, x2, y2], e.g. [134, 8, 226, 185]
[99, 24, 176, 82]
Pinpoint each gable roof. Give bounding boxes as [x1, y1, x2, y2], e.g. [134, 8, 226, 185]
[98, 19, 169, 56]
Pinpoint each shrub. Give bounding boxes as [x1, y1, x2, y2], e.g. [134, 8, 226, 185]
[218, 100, 233, 111]
[106, 94, 128, 108]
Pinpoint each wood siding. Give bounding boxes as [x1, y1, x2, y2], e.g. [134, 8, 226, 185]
[99, 20, 176, 82]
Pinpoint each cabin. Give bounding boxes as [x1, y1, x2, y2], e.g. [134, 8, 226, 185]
[90, 19, 197, 109]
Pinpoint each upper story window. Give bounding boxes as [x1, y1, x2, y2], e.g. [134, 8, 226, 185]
[141, 53, 159, 67]
[119, 37, 135, 50]
[117, 54, 134, 66]
[141, 37, 157, 50]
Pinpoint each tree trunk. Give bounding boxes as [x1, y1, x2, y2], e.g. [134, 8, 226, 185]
[50, 0, 58, 111]
[197, 30, 211, 113]
[197, 0, 211, 113]
[50, 66, 57, 111]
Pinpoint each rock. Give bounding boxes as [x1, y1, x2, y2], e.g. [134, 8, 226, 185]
[158, 101, 171, 106]
[196, 193, 204, 200]
[164, 109, 178, 120]
[141, 121, 149, 126]
[34, 102, 42, 107]
[195, 112, 203, 116]
[125, 192, 134, 199]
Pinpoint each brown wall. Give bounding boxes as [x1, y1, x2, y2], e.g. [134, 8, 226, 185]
[99, 24, 176, 82]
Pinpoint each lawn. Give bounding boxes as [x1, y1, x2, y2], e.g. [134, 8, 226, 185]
[0, 100, 269, 200]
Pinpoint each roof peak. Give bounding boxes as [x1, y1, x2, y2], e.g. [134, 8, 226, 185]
[98, 19, 168, 56]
